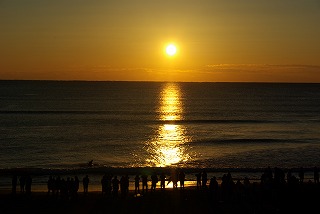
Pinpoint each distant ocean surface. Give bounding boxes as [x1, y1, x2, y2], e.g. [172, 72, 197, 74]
[0, 81, 320, 187]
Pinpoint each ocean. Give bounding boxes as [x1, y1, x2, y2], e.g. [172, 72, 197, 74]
[0, 81, 319, 190]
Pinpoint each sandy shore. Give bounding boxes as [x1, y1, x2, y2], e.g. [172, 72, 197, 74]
[1, 182, 319, 214]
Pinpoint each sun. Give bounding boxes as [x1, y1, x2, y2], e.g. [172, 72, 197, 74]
[166, 44, 177, 56]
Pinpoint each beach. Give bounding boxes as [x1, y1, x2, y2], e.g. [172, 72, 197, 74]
[1, 166, 320, 214]
[1, 181, 319, 214]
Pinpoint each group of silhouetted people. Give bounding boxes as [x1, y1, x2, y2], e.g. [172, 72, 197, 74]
[46, 175, 82, 200]
[10, 166, 319, 203]
[195, 170, 208, 189]
[6, 167, 320, 214]
[98, 169, 186, 198]
[206, 166, 320, 204]
[10, 174, 90, 200]
[101, 174, 130, 198]
[11, 174, 32, 196]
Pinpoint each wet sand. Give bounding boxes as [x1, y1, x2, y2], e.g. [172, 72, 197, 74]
[1, 183, 319, 214]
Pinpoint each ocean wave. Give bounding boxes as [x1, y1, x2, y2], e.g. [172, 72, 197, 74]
[2, 111, 318, 124]
[190, 138, 307, 144]
[162, 119, 320, 124]
[0, 111, 266, 123]
[0, 166, 317, 177]
[0, 110, 150, 115]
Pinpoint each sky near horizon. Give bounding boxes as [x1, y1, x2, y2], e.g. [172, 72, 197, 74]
[1, 0, 320, 82]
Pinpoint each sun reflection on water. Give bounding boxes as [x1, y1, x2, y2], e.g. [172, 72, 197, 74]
[159, 83, 183, 121]
[145, 83, 191, 167]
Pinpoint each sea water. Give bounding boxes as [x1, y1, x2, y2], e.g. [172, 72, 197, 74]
[0, 81, 319, 190]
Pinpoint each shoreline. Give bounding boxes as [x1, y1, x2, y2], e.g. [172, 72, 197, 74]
[1, 166, 318, 175]
[0, 166, 316, 193]
[1, 165, 319, 214]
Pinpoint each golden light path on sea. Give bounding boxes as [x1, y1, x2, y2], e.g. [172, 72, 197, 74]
[146, 83, 191, 167]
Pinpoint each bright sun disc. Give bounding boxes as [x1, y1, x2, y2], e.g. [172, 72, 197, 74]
[166, 44, 177, 56]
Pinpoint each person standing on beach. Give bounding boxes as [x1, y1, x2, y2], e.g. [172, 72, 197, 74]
[83, 175, 89, 194]
[298, 167, 304, 184]
[125, 175, 129, 196]
[120, 175, 127, 197]
[195, 172, 201, 189]
[74, 176, 80, 194]
[106, 174, 113, 196]
[201, 170, 208, 189]
[167, 170, 178, 189]
[12, 174, 17, 195]
[101, 174, 107, 195]
[19, 175, 26, 193]
[112, 175, 120, 197]
[142, 174, 148, 193]
[209, 176, 219, 200]
[179, 169, 186, 190]
[160, 172, 166, 190]
[134, 174, 140, 194]
[314, 166, 319, 184]
[47, 175, 54, 195]
[151, 172, 158, 192]
[286, 169, 292, 183]
[55, 176, 61, 196]
[25, 174, 32, 196]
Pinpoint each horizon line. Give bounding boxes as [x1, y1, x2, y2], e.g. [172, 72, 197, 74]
[1, 79, 320, 84]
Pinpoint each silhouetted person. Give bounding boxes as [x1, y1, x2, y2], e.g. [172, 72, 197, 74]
[261, 167, 273, 190]
[47, 175, 55, 195]
[209, 176, 219, 200]
[195, 172, 201, 189]
[178, 169, 185, 190]
[66, 177, 72, 198]
[274, 167, 285, 188]
[264, 166, 273, 182]
[314, 166, 319, 184]
[120, 175, 129, 198]
[83, 175, 89, 194]
[112, 176, 120, 197]
[74, 176, 79, 195]
[202, 170, 208, 189]
[287, 169, 292, 183]
[151, 172, 158, 191]
[69, 177, 77, 200]
[60, 178, 67, 199]
[25, 174, 32, 196]
[19, 175, 26, 193]
[160, 172, 166, 190]
[134, 174, 140, 194]
[221, 172, 235, 201]
[120, 175, 126, 197]
[142, 174, 148, 193]
[167, 169, 178, 189]
[55, 176, 61, 196]
[235, 179, 244, 201]
[299, 167, 304, 184]
[101, 174, 107, 195]
[103, 174, 112, 196]
[243, 177, 250, 187]
[88, 160, 93, 167]
[243, 177, 251, 196]
[125, 175, 129, 196]
[12, 174, 17, 195]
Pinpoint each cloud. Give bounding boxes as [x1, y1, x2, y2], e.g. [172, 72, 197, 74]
[204, 64, 320, 73]
[200, 64, 320, 83]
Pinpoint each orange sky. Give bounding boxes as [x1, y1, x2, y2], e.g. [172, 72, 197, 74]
[1, 0, 319, 82]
